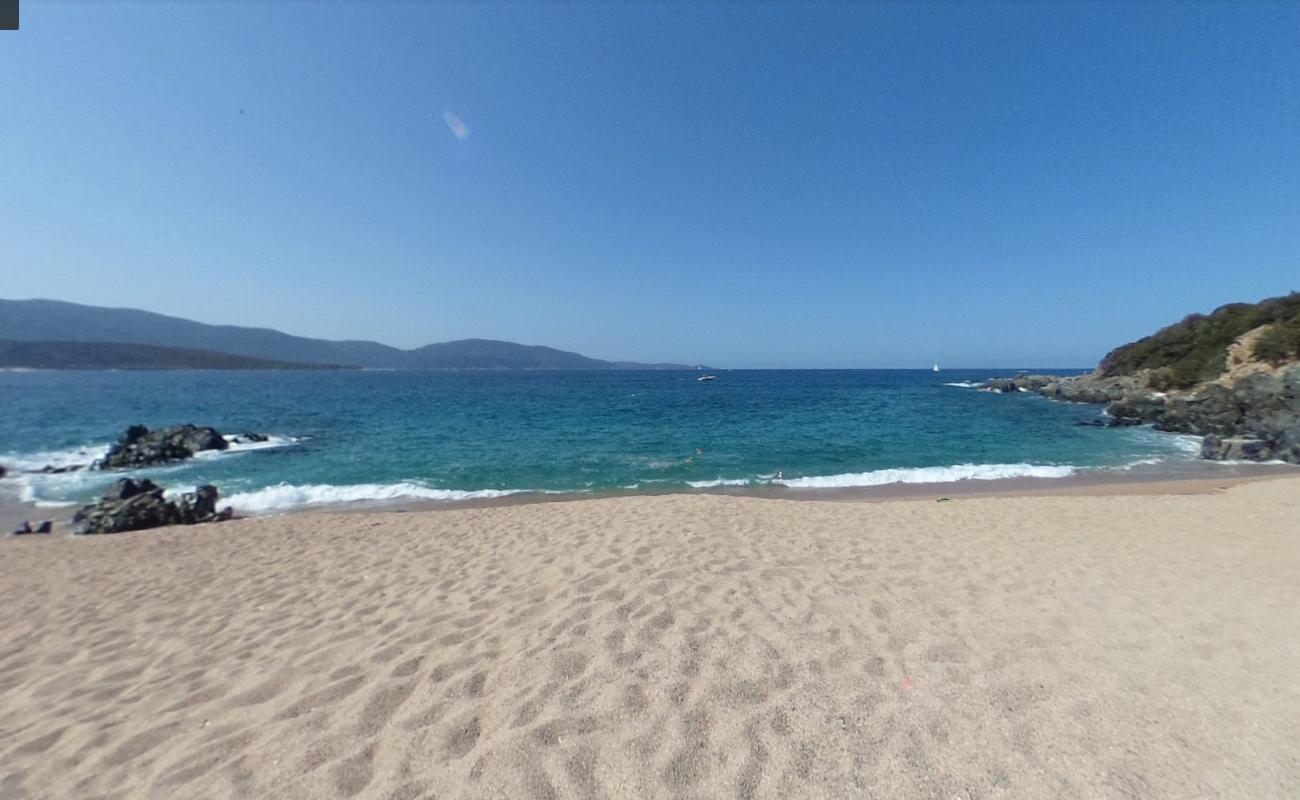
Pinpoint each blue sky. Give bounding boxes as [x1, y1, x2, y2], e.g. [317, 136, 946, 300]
[3, 1, 1298, 368]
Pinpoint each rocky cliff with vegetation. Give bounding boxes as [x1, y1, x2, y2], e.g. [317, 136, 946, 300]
[983, 292, 1300, 464]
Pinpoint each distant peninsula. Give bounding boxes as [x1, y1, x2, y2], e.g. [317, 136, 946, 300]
[0, 340, 354, 371]
[0, 299, 703, 371]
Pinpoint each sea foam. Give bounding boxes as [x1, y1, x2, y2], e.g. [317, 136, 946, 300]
[225, 482, 525, 513]
[193, 434, 300, 459]
[772, 463, 1075, 488]
[686, 478, 753, 488]
[1, 434, 300, 507]
[0, 443, 110, 474]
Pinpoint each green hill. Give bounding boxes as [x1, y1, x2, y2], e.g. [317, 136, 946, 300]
[1098, 292, 1300, 388]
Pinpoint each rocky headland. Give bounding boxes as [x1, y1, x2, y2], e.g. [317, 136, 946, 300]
[982, 293, 1300, 463]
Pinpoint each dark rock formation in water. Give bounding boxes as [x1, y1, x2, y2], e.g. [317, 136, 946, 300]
[98, 424, 229, 469]
[72, 478, 233, 535]
[980, 364, 1300, 465]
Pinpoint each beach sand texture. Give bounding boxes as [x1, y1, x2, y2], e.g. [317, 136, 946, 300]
[2, 478, 1298, 799]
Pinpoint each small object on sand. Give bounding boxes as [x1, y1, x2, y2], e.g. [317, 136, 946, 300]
[936, 497, 951, 503]
[13, 521, 33, 535]
[36, 520, 53, 534]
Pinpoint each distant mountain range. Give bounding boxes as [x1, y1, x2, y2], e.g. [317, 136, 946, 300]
[0, 299, 700, 370]
[0, 340, 354, 371]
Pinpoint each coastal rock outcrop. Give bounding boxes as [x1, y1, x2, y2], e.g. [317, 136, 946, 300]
[72, 478, 233, 535]
[1199, 434, 1279, 462]
[980, 374, 1146, 404]
[97, 424, 229, 469]
[980, 363, 1300, 465]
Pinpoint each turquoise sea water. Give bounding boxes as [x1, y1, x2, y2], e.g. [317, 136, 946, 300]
[0, 369, 1209, 513]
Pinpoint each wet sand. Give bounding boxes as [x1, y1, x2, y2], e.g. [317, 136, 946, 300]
[1, 476, 1298, 798]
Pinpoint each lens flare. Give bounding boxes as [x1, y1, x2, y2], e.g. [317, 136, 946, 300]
[442, 111, 470, 140]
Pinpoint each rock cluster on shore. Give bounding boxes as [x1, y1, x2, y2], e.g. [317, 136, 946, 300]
[12, 520, 53, 535]
[980, 364, 1300, 464]
[71, 478, 233, 535]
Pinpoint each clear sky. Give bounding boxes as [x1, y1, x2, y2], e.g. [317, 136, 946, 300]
[3, 1, 1298, 368]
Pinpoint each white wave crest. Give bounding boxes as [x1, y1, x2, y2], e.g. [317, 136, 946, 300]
[686, 478, 753, 488]
[225, 482, 525, 513]
[1167, 434, 1204, 454]
[942, 381, 980, 388]
[1, 434, 301, 507]
[193, 434, 300, 459]
[1116, 458, 1164, 469]
[0, 443, 109, 473]
[773, 463, 1075, 489]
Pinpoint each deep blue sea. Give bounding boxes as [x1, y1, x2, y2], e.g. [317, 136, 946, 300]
[0, 369, 1210, 513]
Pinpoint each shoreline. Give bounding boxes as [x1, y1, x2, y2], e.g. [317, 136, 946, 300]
[323, 462, 1299, 515]
[6, 460, 1297, 533]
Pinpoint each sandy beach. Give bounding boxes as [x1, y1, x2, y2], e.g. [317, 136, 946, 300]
[2, 477, 1298, 799]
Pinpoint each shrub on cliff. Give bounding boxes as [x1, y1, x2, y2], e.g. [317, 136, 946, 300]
[1253, 320, 1300, 365]
[1099, 292, 1300, 388]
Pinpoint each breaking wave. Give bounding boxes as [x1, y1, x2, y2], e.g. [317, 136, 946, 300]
[772, 463, 1076, 488]
[224, 482, 527, 513]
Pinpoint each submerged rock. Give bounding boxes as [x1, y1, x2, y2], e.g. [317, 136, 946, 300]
[39, 464, 83, 474]
[72, 479, 233, 535]
[97, 424, 229, 469]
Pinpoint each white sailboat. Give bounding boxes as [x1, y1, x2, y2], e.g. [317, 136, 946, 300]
[932, 363, 940, 372]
